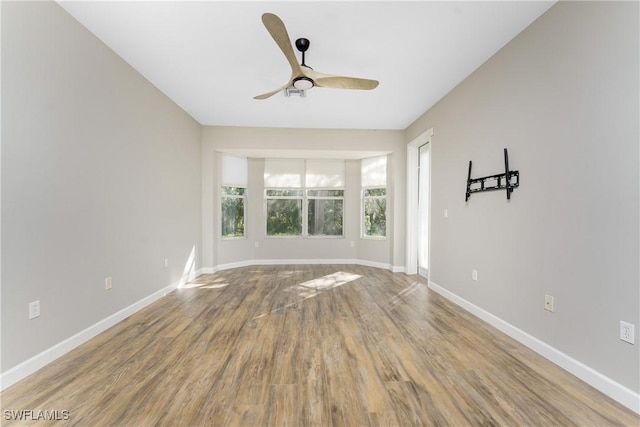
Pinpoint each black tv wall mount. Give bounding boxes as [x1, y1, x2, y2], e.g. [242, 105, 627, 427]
[465, 148, 519, 201]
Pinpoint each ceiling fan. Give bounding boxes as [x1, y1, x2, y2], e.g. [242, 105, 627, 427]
[254, 13, 379, 100]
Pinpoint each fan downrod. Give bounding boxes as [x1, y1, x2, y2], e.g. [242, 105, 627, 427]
[295, 38, 310, 67]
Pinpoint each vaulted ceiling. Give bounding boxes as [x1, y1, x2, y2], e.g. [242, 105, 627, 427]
[58, 1, 555, 130]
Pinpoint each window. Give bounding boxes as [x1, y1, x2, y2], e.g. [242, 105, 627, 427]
[264, 159, 304, 237]
[266, 189, 303, 236]
[264, 159, 345, 237]
[221, 186, 246, 237]
[363, 188, 386, 237]
[221, 154, 247, 238]
[362, 156, 387, 238]
[308, 189, 344, 236]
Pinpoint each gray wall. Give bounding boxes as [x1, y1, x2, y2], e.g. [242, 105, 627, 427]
[406, 1, 639, 392]
[1, 2, 202, 371]
[201, 126, 406, 270]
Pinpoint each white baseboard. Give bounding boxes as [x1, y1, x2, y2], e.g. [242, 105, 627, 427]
[205, 258, 398, 274]
[351, 259, 390, 271]
[254, 258, 360, 267]
[391, 265, 406, 273]
[428, 281, 640, 415]
[0, 283, 177, 391]
[214, 260, 254, 272]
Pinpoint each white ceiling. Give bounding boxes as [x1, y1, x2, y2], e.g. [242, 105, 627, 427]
[58, 1, 555, 130]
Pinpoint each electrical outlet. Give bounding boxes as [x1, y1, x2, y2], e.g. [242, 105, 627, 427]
[472, 269, 478, 282]
[544, 294, 554, 312]
[444, 209, 448, 218]
[105, 276, 112, 290]
[164, 258, 169, 268]
[620, 321, 635, 344]
[29, 300, 41, 319]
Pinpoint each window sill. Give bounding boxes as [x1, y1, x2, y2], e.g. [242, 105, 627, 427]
[265, 235, 345, 239]
[361, 236, 387, 241]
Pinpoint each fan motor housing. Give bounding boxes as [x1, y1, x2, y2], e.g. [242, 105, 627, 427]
[295, 38, 310, 52]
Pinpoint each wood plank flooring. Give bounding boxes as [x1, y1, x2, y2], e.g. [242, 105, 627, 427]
[2, 265, 638, 426]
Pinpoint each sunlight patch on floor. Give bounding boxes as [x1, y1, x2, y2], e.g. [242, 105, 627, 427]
[182, 277, 230, 289]
[286, 271, 362, 299]
[385, 281, 422, 310]
[253, 271, 362, 319]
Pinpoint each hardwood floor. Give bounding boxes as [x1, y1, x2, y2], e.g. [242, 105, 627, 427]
[2, 265, 638, 426]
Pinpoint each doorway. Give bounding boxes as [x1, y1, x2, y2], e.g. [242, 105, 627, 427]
[418, 143, 430, 278]
[405, 128, 432, 277]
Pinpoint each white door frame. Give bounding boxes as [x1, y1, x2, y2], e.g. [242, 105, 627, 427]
[405, 128, 433, 276]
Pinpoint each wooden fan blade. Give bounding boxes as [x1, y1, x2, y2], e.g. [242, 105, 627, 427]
[254, 79, 293, 100]
[302, 68, 378, 90]
[315, 76, 379, 90]
[261, 13, 301, 74]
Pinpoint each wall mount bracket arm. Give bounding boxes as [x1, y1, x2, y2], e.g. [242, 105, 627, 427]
[465, 148, 519, 201]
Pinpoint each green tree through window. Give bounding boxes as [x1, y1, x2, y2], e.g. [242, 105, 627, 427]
[308, 190, 344, 236]
[266, 189, 303, 236]
[221, 186, 246, 238]
[363, 188, 386, 237]
[265, 189, 344, 237]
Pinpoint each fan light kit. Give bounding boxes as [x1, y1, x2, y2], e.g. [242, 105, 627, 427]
[254, 13, 379, 99]
[293, 76, 313, 90]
